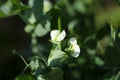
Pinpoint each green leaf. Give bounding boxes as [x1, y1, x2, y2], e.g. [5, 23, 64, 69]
[73, 1, 86, 14]
[27, 13, 36, 24]
[11, 0, 28, 10]
[29, 56, 47, 75]
[23, 0, 50, 37]
[45, 67, 64, 80]
[24, 0, 47, 24]
[0, 0, 28, 17]
[15, 74, 35, 80]
[47, 50, 66, 67]
[30, 57, 40, 71]
[37, 75, 46, 80]
[25, 24, 34, 33]
[0, 0, 13, 17]
[94, 57, 104, 66]
[34, 21, 50, 37]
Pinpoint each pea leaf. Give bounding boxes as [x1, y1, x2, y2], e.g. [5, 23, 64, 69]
[24, 0, 48, 24]
[0, 0, 28, 17]
[0, 0, 13, 17]
[15, 74, 35, 80]
[29, 56, 47, 75]
[34, 21, 50, 37]
[23, 0, 51, 37]
[47, 50, 66, 67]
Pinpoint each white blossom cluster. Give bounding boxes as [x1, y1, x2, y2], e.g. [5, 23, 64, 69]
[50, 30, 80, 58]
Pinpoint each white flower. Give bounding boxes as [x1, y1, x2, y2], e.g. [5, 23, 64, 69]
[50, 30, 66, 42]
[69, 37, 80, 58]
[69, 37, 77, 45]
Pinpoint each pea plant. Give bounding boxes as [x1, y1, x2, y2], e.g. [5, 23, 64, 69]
[0, 0, 80, 79]
[1, 0, 120, 80]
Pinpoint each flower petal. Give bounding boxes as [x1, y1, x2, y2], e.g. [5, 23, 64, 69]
[50, 30, 60, 41]
[69, 37, 77, 45]
[71, 44, 80, 58]
[57, 30, 66, 41]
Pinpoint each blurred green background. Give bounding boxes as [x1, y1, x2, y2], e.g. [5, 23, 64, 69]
[0, 0, 120, 80]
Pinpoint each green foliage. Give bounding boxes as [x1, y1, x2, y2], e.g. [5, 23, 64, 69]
[15, 74, 35, 80]
[1, 0, 120, 80]
[0, 0, 27, 17]
[23, 0, 50, 37]
[73, 0, 86, 14]
[24, 0, 43, 24]
[34, 21, 50, 37]
[47, 50, 66, 67]
[29, 56, 47, 76]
